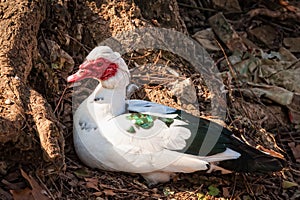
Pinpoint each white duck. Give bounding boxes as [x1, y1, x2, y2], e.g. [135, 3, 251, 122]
[67, 46, 285, 185]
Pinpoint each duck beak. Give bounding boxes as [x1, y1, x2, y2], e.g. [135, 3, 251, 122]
[67, 68, 90, 83]
[67, 60, 98, 83]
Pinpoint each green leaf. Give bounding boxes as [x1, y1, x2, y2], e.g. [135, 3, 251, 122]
[74, 168, 90, 178]
[282, 180, 298, 189]
[208, 185, 220, 196]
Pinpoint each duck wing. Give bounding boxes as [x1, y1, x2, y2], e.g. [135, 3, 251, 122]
[125, 99, 286, 173]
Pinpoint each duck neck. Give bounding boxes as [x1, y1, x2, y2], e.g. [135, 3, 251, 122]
[90, 83, 127, 118]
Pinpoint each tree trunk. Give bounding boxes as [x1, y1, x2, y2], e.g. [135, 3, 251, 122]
[0, 0, 64, 168]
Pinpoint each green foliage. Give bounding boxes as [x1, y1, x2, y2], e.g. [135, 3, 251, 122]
[208, 185, 220, 196]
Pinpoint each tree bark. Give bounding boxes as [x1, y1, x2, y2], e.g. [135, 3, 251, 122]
[0, 0, 64, 168]
[135, 0, 187, 33]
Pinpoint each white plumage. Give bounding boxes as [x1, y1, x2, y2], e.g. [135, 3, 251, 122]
[67, 46, 284, 185]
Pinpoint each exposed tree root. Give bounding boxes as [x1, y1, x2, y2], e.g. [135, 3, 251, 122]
[0, 0, 64, 168]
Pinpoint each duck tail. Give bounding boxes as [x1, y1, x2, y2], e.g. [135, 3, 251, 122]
[219, 142, 286, 173]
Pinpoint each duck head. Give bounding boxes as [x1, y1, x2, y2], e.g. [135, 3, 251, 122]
[67, 46, 130, 88]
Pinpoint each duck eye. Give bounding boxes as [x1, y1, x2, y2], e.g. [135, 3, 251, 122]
[97, 62, 103, 67]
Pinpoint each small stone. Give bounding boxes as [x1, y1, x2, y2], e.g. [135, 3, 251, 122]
[5, 98, 12, 105]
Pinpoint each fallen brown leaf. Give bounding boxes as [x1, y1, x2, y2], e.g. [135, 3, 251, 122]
[93, 191, 103, 197]
[222, 187, 230, 198]
[10, 188, 33, 200]
[20, 169, 50, 200]
[285, 5, 299, 13]
[103, 189, 116, 196]
[279, 0, 299, 12]
[279, 0, 289, 6]
[84, 177, 100, 191]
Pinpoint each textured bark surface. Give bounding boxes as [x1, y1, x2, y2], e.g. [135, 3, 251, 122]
[0, 0, 64, 168]
[135, 0, 187, 33]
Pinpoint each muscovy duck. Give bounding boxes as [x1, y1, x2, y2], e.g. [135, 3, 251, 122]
[67, 46, 285, 185]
